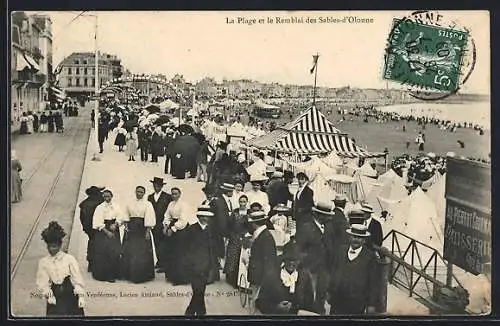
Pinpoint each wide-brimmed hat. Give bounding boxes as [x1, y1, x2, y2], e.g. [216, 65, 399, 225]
[150, 177, 166, 185]
[348, 209, 367, 218]
[333, 194, 347, 203]
[361, 204, 374, 214]
[220, 183, 235, 191]
[346, 224, 371, 237]
[273, 203, 291, 213]
[85, 185, 105, 196]
[272, 171, 284, 178]
[311, 200, 335, 216]
[265, 166, 276, 174]
[250, 174, 268, 183]
[247, 210, 269, 223]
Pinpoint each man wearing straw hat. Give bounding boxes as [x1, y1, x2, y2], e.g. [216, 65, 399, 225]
[210, 183, 235, 266]
[329, 194, 350, 248]
[295, 200, 336, 315]
[328, 224, 379, 315]
[183, 204, 218, 316]
[247, 210, 279, 310]
[292, 172, 314, 230]
[361, 203, 383, 252]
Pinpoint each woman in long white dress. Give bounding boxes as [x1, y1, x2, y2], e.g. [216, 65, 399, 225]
[125, 127, 138, 161]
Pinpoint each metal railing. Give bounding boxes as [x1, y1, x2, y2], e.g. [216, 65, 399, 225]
[379, 230, 468, 312]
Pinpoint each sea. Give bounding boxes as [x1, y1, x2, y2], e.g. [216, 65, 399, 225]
[376, 102, 491, 130]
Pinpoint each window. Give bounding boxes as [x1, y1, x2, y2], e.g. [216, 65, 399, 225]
[91, 78, 95, 86]
[76, 67, 80, 75]
[68, 67, 72, 75]
[83, 60, 87, 64]
[68, 78, 72, 86]
[84, 68, 88, 75]
[74, 60, 79, 64]
[84, 78, 88, 86]
[76, 78, 80, 86]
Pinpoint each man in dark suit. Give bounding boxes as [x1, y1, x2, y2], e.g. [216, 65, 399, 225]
[247, 210, 279, 309]
[184, 205, 218, 316]
[328, 224, 379, 315]
[361, 204, 383, 251]
[266, 171, 293, 215]
[292, 172, 314, 230]
[329, 194, 350, 248]
[78, 186, 105, 272]
[209, 183, 234, 262]
[150, 127, 163, 163]
[163, 129, 175, 174]
[147, 177, 172, 271]
[295, 201, 336, 315]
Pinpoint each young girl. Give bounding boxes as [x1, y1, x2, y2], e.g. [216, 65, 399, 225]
[36, 221, 85, 316]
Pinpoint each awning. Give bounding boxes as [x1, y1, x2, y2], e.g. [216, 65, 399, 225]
[23, 54, 40, 71]
[15, 53, 30, 71]
[50, 86, 66, 100]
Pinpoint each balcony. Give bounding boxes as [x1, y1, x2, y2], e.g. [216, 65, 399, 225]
[12, 70, 46, 84]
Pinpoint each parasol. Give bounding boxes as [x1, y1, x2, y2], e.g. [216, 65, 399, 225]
[144, 105, 161, 114]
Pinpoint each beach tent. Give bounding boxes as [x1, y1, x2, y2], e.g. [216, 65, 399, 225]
[321, 151, 344, 168]
[244, 106, 386, 158]
[309, 173, 337, 204]
[158, 99, 180, 110]
[358, 162, 378, 178]
[365, 169, 407, 212]
[426, 173, 447, 224]
[186, 108, 199, 117]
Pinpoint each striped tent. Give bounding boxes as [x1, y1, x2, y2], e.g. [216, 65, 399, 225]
[245, 106, 385, 158]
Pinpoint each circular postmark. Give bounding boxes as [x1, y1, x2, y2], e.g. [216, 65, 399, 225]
[383, 10, 476, 101]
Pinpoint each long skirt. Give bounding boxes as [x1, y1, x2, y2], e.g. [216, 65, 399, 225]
[120, 217, 155, 283]
[125, 139, 138, 156]
[20, 121, 28, 134]
[162, 229, 190, 285]
[11, 168, 22, 203]
[114, 133, 126, 147]
[224, 235, 242, 288]
[92, 220, 121, 282]
[46, 276, 84, 316]
[170, 156, 186, 179]
[48, 120, 55, 132]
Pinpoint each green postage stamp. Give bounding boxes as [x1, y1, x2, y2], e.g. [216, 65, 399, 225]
[383, 18, 469, 94]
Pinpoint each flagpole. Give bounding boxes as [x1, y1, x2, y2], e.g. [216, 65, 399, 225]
[313, 53, 319, 107]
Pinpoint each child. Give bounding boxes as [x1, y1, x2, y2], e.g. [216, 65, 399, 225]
[36, 221, 85, 316]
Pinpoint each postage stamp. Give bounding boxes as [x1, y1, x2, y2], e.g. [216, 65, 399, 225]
[383, 11, 476, 100]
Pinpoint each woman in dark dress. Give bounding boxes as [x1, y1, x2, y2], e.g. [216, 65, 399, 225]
[48, 111, 55, 133]
[19, 112, 28, 134]
[36, 221, 85, 316]
[224, 194, 249, 288]
[91, 189, 123, 282]
[121, 186, 156, 283]
[114, 127, 127, 152]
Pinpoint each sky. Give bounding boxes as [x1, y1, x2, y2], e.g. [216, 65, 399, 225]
[27, 10, 490, 94]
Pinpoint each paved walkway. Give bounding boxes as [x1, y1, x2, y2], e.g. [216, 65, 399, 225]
[11, 106, 92, 316]
[11, 111, 429, 316]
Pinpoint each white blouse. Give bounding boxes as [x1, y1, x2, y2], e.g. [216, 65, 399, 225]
[124, 198, 156, 228]
[93, 201, 124, 230]
[163, 199, 190, 232]
[245, 190, 270, 214]
[36, 251, 85, 297]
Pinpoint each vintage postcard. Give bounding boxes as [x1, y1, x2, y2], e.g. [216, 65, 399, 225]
[9, 10, 490, 318]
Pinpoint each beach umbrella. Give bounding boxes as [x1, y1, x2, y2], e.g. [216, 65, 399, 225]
[178, 123, 194, 134]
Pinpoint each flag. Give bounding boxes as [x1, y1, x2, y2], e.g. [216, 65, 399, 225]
[310, 54, 319, 74]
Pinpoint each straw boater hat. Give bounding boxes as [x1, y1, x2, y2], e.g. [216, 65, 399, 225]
[333, 193, 347, 203]
[346, 224, 371, 237]
[361, 204, 374, 214]
[196, 204, 214, 217]
[250, 174, 268, 183]
[247, 210, 269, 223]
[311, 200, 335, 216]
[272, 171, 284, 178]
[266, 166, 276, 174]
[220, 183, 235, 191]
[273, 203, 291, 213]
[150, 177, 166, 185]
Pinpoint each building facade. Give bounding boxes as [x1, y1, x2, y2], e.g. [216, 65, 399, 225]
[57, 52, 124, 100]
[11, 12, 52, 131]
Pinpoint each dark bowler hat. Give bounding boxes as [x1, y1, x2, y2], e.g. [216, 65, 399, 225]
[85, 185, 105, 196]
[247, 210, 269, 223]
[280, 240, 303, 262]
[311, 200, 335, 216]
[346, 224, 371, 237]
[150, 177, 166, 185]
